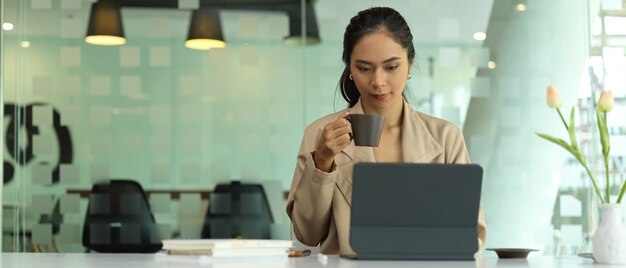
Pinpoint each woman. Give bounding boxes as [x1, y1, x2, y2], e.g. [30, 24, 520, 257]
[286, 7, 486, 256]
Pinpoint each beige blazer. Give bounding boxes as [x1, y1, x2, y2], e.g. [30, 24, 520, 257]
[286, 99, 487, 256]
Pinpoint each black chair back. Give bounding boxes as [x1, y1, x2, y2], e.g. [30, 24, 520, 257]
[82, 179, 162, 253]
[39, 199, 63, 235]
[201, 181, 273, 239]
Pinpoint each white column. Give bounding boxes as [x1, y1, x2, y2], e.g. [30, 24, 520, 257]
[464, 0, 601, 248]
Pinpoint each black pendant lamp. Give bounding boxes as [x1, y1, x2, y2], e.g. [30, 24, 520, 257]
[185, 8, 226, 50]
[284, 3, 320, 46]
[84, 2, 126, 46]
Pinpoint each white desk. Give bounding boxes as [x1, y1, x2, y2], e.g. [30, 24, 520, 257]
[0, 253, 605, 268]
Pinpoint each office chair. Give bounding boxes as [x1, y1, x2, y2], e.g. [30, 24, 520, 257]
[82, 179, 162, 253]
[35, 199, 64, 252]
[4, 198, 64, 252]
[201, 181, 273, 239]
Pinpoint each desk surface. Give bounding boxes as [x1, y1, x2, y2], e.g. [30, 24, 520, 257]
[0, 253, 604, 268]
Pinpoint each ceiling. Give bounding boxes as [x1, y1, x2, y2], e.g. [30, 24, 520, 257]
[2, 0, 494, 45]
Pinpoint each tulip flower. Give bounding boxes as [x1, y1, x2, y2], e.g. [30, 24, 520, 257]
[598, 90, 614, 112]
[545, 85, 568, 131]
[536, 85, 604, 203]
[537, 85, 626, 203]
[596, 90, 614, 202]
[546, 85, 562, 109]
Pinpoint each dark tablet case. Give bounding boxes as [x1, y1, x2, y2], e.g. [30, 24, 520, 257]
[346, 163, 483, 260]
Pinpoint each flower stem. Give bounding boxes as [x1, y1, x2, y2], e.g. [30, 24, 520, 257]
[601, 111, 611, 203]
[556, 108, 568, 130]
[618, 181, 626, 203]
[605, 155, 610, 203]
[582, 163, 605, 203]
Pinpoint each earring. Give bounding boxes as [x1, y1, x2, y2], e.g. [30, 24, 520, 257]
[349, 74, 353, 80]
[408, 73, 412, 80]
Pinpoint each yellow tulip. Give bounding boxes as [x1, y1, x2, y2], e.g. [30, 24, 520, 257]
[598, 90, 614, 112]
[546, 85, 562, 108]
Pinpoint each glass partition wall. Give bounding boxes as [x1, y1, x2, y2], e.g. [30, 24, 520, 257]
[2, 0, 619, 257]
[1, 0, 308, 252]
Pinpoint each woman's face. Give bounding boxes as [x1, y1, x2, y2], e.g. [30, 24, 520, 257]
[350, 31, 411, 113]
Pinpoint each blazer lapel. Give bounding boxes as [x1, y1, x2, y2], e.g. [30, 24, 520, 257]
[401, 102, 443, 163]
[337, 100, 376, 207]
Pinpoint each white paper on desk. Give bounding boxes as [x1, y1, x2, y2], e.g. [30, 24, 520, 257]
[167, 248, 289, 257]
[155, 251, 288, 268]
[162, 239, 293, 250]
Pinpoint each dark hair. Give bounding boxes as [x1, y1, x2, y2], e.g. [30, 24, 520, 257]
[339, 7, 415, 108]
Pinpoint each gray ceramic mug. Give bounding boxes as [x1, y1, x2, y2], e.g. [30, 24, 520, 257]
[349, 114, 384, 147]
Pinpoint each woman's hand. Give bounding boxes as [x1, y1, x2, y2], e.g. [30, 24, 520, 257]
[313, 112, 352, 172]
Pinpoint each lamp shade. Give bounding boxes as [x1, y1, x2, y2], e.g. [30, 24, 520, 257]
[85, 2, 126, 46]
[284, 3, 320, 46]
[185, 9, 226, 50]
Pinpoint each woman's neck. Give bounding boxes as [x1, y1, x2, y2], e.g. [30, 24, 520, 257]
[362, 99, 404, 128]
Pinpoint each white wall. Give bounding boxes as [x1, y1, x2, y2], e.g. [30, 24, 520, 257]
[464, 0, 601, 250]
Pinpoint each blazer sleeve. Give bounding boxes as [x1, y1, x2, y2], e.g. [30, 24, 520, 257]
[286, 128, 338, 247]
[449, 129, 487, 252]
